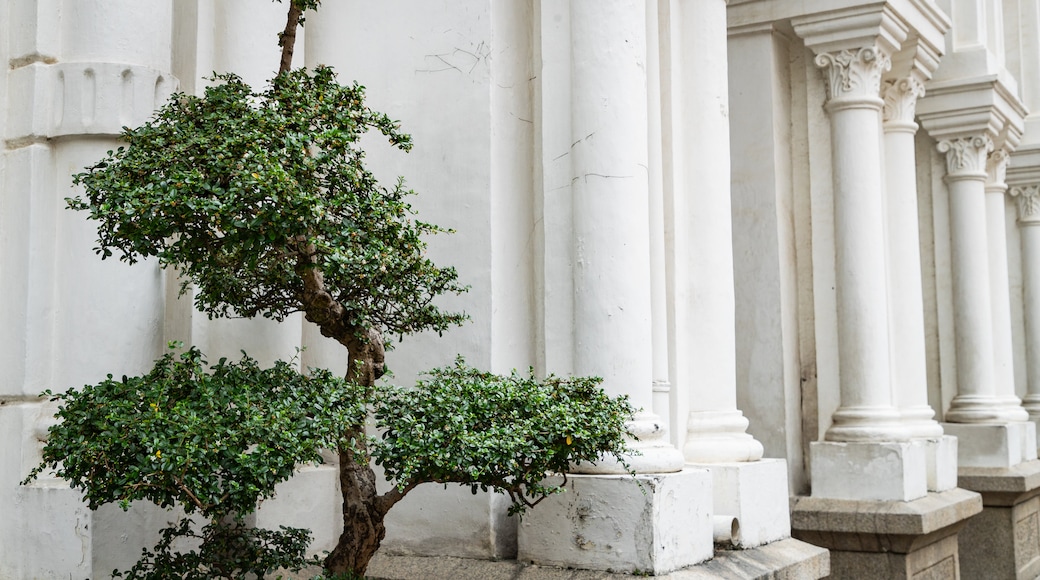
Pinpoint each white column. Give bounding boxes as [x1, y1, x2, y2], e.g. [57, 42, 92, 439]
[986, 149, 1029, 421]
[674, 0, 763, 463]
[568, 0, 683, 474]
[881, 74, 943, 437]
[1012, 184, 1040, 420]
[938, 135, 1012, 422]
[646, 0, 672, 423]
[814, 45, 908, 442]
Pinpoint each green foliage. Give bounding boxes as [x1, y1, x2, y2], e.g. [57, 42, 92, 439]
[111, 518, 317, 580]
[25, 348, 633, 575]
[23, 345, 365, 518]
[374, 358, 633, 515]
[69, 67, 466, 341]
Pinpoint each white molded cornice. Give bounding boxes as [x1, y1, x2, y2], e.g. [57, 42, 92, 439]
[792, 4, 908, 56]
[731, 0, 950, 57]
[917, 75, 1027, 149]
[1008, 146, 1040, 187]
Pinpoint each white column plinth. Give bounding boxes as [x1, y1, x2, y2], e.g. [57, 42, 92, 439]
[810, 441, 928, 501]
[922, 435, 959, 492]
[517, 470, 713, 575]
[942, 422, 1038, 468]
[686, 458, 791, 549]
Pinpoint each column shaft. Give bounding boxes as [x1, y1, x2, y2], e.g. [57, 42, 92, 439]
[816, 47, 907, 442]
[1013, 186, 1040, 417]
[675, 0, 763, 463]
[941, 136, 1006, 421]
[569, 0, 682, 473]
[986, 152, 1029, 421]
[882, 77, 942, 437]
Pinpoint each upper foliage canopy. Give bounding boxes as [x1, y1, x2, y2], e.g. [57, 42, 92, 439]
[69, 67, 467, 342]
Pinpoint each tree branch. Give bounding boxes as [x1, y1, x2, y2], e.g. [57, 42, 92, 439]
[278, 3, 303, 76]
[376, 480, 419, 515]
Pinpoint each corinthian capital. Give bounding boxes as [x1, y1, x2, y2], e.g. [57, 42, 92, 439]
[815, 47, 891, 103]
[881, 77, 925, 126]
[1011, 184, 1040, 224]
[937, 135, 993, 176]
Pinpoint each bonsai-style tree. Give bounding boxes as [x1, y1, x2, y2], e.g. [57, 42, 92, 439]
[24, 1, 633, 578]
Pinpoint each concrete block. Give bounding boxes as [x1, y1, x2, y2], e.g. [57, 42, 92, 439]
[921, 435, 959, 492]
[688, 458, 791, 548]
[810, 441, 928, 501]
[943, 422, 1035, 468]
[517, 469, 713, 575]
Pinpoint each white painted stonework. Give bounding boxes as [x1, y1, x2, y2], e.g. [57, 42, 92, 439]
[516, 471, 713, 575]
[5, 0, 1040, 577]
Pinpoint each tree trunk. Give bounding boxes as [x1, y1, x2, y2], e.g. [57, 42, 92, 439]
[324, 434, 387, 576]
[323, 339, 389, 577]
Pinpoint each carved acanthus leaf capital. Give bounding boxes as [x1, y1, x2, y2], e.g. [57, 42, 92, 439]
[1011, 184, 1040, 223]
[986, 148, 1011, 189]
[881, 77, 925, 125]
[815, 47, 891, 103]
[937, 135, 993, 176]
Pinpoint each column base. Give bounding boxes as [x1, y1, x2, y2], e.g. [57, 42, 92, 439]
[517, 469, 713, 575]
[942, 422, 1038, 468]
[957, 460, 1040, 579]
[922, 435, 959, 492]
[945, 395, 1020, 423]
[572, 413, 685, 474]
[684, 410, 765, 463]
[686, 458, 791, 548]
[791, 488, 982, 580]
[810, 441, 927, 501]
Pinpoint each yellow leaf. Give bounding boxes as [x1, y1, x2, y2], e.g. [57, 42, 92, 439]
[566, 435, 572, 445]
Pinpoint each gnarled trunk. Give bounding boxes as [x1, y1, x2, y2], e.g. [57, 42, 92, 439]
[324, 438, 387, 576]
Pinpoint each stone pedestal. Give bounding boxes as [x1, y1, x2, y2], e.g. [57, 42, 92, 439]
[810, 441, 928, 501]
[957, 460, 1040, 580]
[516, 470, 713, 575]
[791, 488, 982, 580]
[687, 458, 791, 549]
[943, 422, 1038, 468]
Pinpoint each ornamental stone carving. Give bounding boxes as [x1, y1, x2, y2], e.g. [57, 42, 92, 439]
[815, 47, 891, 103]
[987, 148, 1010, 189]
[1012, 184, 1040, 223]
[881, 77, 925, 126]
[937, 135, 993, 176]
